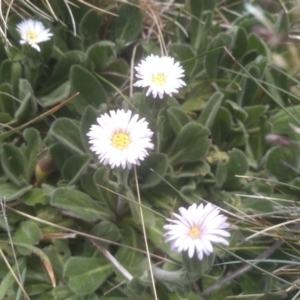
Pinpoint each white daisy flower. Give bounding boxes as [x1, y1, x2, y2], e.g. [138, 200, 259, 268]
[134, 54, 186, 99]
[164, 203, 230, 260]
[17, 19, 53, 52]
[87, 109, 154, 169]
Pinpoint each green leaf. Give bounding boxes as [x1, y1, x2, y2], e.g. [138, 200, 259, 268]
[69, 65, 107, 114]
[39, 81, 71, 107]
[190, 0, 204, 50]
[62, 154, 91, 186]
[242, 196, 273, 213]
[181, 95, 206, 113]
[138, 153, 168, 189]
[128, 189, 155, 227]
[49, 118, 84, 154]
[216, 148, 248, 189]
[13, 221, 43, 255]
[265, 146, 299, 182]
[0, 258, 26, 300]
[0, 112, 12, 123]
[127, 277, 148, 298]
[1, 144, 28, 186]
[115, 226, 146, 279]
[157, 108, 176, 146]
[205, 33, 232, 79]
[80, 105, 101, 153]
[23, 188, 48, 206]
[87, 41, 115, 71]
[237, 66, 260, 106]
[0, 60, 22, 96]
[15, 79, 37, 119]
[111, 4, 143, 44]
[265, 68, 285, 107]
[168, 123, 211, 165]
[198, 91, 224, 129]
[172, 161, 211, 178]
[45, 240, 71, 278]
[0, 183, 32, 201]
[64, 257, 113, 295]
[147, 218, 172, 254]
[241, 49, 260, 65]
[247, 33, 270, 58]
[211, 107, 232, 145]
[22, 283, 51, 296]
[49, 143, 73, 171]
[227, 121, 248, 149]
[0, 83, 15, 116]
[270, 105, 300, 134]
[168, 43, 197, 75]
[244, 105, 269, 127]
[190, 4, 215, 50]
[92, 167, 118, 213]
[275, 9, 289, 36]
[22, 128, 41, 180]
[225, 100, 248, 121]
[167, 107, 190, 134]
[50, 286, 74, 300]
[97, 296, 128, 300]
[103, 58, 129, 90]
[232, 27, 248, 59]
[51, 187, 113, 222]
[80, 10, 105, 46]
[90, 220, 120, 243]
[80, 170, 103, 200]
[47, 50, 88, 87]
[7, 47, 26, 62]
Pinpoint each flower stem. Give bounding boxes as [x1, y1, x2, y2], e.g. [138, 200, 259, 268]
[116, 168, 129, 219]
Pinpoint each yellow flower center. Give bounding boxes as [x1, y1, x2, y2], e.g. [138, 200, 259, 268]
[189, 227, 201, 239]
[26, 31, 38, 40]
[152, 73, 167, 86]
[112, 132, 130, 150]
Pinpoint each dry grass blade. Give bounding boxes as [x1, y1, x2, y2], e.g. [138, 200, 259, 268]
[7, 206, 175, 264]
[21, 0, 52, 20]
[89, 239, 133, 281]
[63, 0, 76, 36]
[200, 221, 300, 298]
[0, 248, 30, 300]
[44, 0, 58, 21]
[133, 166, 158, 300]
[0, 92, 79, 142]
[76, 0, 118, 16]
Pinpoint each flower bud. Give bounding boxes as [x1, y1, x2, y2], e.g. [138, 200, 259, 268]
[35, 156, 56, 184]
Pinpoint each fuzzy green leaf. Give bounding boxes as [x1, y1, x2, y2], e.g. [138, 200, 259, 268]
[51, 187, 113, 222]
[64, 257, 113, 295]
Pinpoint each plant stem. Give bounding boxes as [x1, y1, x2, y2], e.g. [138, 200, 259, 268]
[116, 168, 129, 219]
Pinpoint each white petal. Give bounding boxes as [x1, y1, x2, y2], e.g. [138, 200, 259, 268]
[164, 202, 230, 261]
[87, 109, 154, 169]
[16, 19, 52, 51]
[134, 55, 186, 99]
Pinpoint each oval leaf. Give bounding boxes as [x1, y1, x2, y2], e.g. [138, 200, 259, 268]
[62, 154, 91, 186]
[64, 257, 113, 295]
[49, 118, 84, 155]
[168, 123, 211, 165]
[70, 65, 107, 114]
[51, 187, 113, 222]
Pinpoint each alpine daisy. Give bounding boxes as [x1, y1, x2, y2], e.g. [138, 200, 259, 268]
[17, 19, 53, 52]
[164, 203, 230, 260]
[87, 109, 154, 169]
[134, 54, 186, 99]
